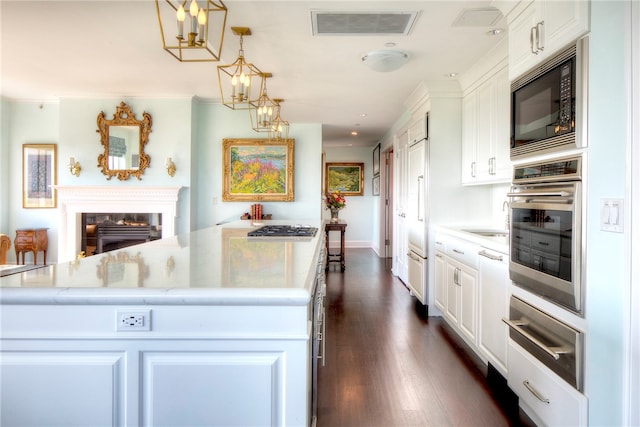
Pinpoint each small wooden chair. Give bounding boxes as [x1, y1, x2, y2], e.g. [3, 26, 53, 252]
[0, 234, 10, 264]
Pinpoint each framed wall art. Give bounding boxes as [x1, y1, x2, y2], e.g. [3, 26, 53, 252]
[372, 143, 381, 177]
[372, 174, 380, 196]
[222, 138, 295, 202]
[325, 162, 364, 196]
[22, 143, 57, 208]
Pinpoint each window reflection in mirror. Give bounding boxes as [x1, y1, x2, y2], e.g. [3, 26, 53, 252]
[108, 125, 140, 170]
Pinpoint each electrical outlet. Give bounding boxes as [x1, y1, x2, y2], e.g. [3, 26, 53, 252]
[116, 310, 151, 331]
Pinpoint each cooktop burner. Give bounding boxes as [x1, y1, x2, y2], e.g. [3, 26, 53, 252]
[247, 225, 318, 238]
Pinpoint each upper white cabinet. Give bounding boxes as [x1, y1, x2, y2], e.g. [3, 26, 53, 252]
[462, 66, 511, 185]
[508, 0, 590, 80]
[408, 113, 427, 145]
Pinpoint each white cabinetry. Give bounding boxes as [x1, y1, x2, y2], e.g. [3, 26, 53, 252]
[394, 129, 409, 283]
[478, 247, 509, 376]
[433, 238, 446, 312]
[461, 66, 510, 185]
[508, 0, 590, 80]
[508, 341, 588, 426]
[408, 113, 427, 145]
[435, 232, 479, 347]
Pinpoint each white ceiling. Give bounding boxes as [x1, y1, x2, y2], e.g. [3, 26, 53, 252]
[0, 0, 507, 148]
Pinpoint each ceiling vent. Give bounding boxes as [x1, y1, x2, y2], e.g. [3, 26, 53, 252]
[311, 10, 419, 36]
[452, 8, 503, 27]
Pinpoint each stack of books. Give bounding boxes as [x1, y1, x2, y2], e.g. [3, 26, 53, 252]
[250, 203, 263, 220]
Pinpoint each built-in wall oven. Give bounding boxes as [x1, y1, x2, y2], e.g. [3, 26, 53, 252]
[507, 156, 583, 315]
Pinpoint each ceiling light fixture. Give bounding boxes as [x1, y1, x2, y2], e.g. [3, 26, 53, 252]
[250, 73, 280, 132]
[155, 0, 228, 62]
[361, 50, 409, 72]
[268, 99, 290, 141]
[217, 27, 264, 110]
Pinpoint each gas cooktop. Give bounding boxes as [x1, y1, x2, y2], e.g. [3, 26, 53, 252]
[247, 224, 318, 238]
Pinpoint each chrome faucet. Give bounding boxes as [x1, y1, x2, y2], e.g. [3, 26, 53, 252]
[502, 200, 510, 230]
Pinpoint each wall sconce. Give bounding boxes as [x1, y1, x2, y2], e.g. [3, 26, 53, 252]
[165, 157, 176, 177]
[68, 157, 81, 177]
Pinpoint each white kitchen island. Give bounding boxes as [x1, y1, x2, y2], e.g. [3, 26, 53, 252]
[0, 220, 325, 427]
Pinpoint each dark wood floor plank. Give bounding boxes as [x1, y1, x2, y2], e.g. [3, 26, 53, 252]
[317, 248, 519, 427]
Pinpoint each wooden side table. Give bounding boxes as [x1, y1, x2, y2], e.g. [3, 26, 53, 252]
[325, 221, 347, 272]
[15, 228, 48, 265]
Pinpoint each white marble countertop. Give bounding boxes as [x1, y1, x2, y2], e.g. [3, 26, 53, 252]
[433, 224, 509, 254]
[0, 220, 323, 306]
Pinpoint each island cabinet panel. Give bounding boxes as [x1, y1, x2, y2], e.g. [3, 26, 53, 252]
[1, 352, 125, 427]
[0, 305, 310, 427]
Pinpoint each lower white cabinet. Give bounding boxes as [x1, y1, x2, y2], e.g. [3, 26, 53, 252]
[434, 250, 446, 312]
[407, 251, 427, 303]
[478, 247, 509, 376]
[445, 257, 478, 344]
[508, 341, 587, 426]
[0, 304, 311, 427]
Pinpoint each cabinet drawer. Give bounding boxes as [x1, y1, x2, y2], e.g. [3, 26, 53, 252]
[508, 341, 587, 426]
[445, 238, 478, 268]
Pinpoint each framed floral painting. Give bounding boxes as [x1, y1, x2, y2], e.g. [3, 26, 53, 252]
[222, 138, 294, 202]
[22, 144, 57, 208]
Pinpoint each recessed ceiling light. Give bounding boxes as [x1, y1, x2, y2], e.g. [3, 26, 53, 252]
[446, 72, 458, 78]
[351, 131, 358, 136]
[487, 28, 504, 36]
[359, 113, 367, 118]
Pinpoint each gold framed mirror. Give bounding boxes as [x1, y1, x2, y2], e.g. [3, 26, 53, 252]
[97, 102, 152, 181]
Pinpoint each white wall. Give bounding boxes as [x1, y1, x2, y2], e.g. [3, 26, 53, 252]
[324, 146, 375, 248]
[191, 101, 323, 229]
[0, 97, 326, 264]
[585, 2, 628, 424]
[2, 101, 60, 263]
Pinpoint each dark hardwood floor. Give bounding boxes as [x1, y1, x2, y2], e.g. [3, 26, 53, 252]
[317, 248, 527, 427]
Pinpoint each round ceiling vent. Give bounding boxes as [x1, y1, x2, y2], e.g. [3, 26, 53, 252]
[361, 50, 409, 72]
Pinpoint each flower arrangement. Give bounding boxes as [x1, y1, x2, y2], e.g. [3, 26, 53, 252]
[325, 191, 346, 210]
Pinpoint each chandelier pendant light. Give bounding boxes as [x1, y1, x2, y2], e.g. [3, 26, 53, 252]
[268, 99, 290, 141]
[217, 27, 264, 110]
[250, 73, 280, 132]
[155, 0, 227, 62]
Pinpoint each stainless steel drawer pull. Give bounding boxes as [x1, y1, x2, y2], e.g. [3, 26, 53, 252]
[501, 318, 572, 360]
[523, 380, 550, 404]
[478, 250, 503, 261]
[452, 249, 464, 255]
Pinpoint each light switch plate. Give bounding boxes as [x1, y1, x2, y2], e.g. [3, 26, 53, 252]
[600, 198, 624, 233]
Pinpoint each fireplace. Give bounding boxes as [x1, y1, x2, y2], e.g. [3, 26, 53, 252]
[56, 186, 182, 262]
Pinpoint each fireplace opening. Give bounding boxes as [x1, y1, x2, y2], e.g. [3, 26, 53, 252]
[82, 213, 162, 256]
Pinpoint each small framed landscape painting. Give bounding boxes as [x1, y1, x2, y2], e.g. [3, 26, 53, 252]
[325, 162, 364, 196]
[222, 138, 295, 202]
[22, 143, 57, 208]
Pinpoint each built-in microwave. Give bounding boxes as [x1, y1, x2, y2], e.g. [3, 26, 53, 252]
[510, 38, 588, 160]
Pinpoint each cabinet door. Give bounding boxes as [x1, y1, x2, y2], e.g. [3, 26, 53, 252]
[407, 251, 426, 303]
[508, 1, 541, 80]
[395, 130, 409, 283]
[434, 252, 446, 312]
[491, 67, 512, 182]
[475, 78, 497, 183]
[408, 114, 426, 145]
[458, 264, 478, 343]
[461, 92, 477, 184]
[539, 0, 590, 58]
[445, 261, 459, 323]
[407, 140, 426, 255]
[478, 249, 509, 375]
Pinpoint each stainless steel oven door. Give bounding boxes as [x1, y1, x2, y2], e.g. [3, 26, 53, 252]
[508, 181, 582, 314]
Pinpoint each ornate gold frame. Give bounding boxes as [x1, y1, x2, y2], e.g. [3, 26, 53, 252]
[325, 162, 364, 196]
[97, 102, 152, 181]
[222, 138, 294, 202]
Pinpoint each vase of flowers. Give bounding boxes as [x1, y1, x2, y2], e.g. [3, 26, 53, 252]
[325, 191, 346, 223]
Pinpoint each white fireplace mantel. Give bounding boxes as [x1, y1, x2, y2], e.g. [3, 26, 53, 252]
[56, 186, 182, 262]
